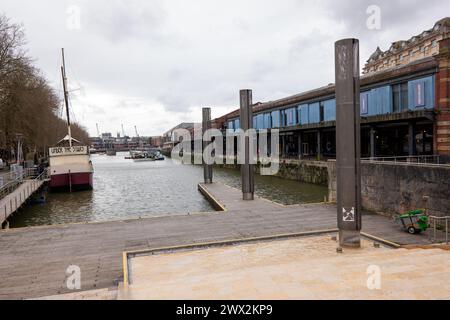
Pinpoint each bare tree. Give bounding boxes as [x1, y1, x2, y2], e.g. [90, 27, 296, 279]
[0, 14, 89, 162]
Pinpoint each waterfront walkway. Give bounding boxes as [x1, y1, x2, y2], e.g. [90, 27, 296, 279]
[0, 183, 433, 299]
[0, 179, 45, 227]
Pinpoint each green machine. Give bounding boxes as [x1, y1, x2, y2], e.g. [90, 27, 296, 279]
[395, 209, 429, 234]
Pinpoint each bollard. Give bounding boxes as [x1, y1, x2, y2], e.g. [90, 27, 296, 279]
[335, 39, 362, 248]
[240, 89, 254, 201]
[202, 107, 213, 184]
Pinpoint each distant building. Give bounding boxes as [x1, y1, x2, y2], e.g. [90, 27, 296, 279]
[89, 137, 103, 150]
[163, 123, 200, 143]
[150, 136, 163, 148]
[101, 133, 113, 140]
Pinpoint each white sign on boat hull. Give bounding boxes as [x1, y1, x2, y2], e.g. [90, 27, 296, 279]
[49, 146, 88, 156]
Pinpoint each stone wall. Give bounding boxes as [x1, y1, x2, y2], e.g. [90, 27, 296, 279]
[216, 159, 329, 186]
[269, 159, 329, 186]
[328, 160, 450, 217]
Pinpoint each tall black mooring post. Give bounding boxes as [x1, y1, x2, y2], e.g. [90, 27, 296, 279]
[202, 107, 213, 184]
[335, 39, 362, 248]
[240, 89, 255, 201]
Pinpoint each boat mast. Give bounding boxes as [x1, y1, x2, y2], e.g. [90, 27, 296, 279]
[61, 48, 72, 147]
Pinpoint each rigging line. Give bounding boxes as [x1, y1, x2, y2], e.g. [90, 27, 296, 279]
[66, 54, 85, 96]
[68, 98, 78, 124]
[56, 65, 66, 121]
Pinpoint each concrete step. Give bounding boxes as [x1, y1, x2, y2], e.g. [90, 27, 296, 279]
[117, 236, 450, 300]
[32, 287, 118, 300]
[116, 282, 127, 300]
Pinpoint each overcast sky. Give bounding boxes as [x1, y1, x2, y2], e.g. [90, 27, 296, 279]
[1, 0, 448, 137]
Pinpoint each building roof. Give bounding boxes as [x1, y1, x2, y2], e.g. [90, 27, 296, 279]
[214, 18, 447, 124]
[366, 17, 449, 65]
[163, 122, 195, 136]
[219, 56, 438, 121]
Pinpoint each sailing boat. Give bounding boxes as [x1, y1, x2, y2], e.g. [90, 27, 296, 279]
[48, 49, 94, 191]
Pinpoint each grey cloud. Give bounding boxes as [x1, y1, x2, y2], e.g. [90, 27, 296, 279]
[1, 0, 447, 136]
[327, 0, 446, 35]
[88, 104, 106, 115]
[157, 94, 190, 114]
[84, 0, 167, 43]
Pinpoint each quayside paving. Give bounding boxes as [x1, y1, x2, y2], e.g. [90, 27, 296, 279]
[119, 236, 450, 300]
[0, 183, 433, 299]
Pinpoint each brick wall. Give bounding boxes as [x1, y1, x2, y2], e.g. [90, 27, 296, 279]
[436, 38, 450, 161]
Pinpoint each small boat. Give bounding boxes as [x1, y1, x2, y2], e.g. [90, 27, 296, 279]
[154, 151, 165, 161]
[132, 151, 155, 162]
[106, 150, 117, 156]
[133, 158, 156, 162]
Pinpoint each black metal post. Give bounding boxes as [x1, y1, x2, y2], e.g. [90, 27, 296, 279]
[202, 107, 213, 184]
[240, 90, 254, 201]
[317, 130, 322, 161]
[408, 122, 416, 157]
[335, 39, 362, 248]
[298, 133, 302, 160]
[370, 126, 376, 159]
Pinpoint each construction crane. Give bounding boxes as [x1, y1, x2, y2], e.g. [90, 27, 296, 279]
[96, 123, 100, 138]
[135, 125, 139, 138]
[121, 124, 126, 137]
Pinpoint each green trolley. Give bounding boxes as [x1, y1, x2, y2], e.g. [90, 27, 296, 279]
[395, 210, 429, 234]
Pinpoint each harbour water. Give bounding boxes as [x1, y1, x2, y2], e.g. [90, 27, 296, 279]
[8, 152, 327, 228]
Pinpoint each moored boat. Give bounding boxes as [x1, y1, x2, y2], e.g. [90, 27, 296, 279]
[132, 152, 155, 162]
[154, 151, 165, 161]
[49, 138, 93, 191]
[106, 149, 117, 156]
[49, 49, 94, 192]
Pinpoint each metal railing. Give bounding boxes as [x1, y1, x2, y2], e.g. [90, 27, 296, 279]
[362, 155, 445, 165]
[0, 167, 45, 200]
[429, 216, 450, 245]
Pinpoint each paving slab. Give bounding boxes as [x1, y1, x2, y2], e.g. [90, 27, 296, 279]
[0, 182, 435, 299]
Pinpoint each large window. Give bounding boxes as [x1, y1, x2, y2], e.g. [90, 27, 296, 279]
[323, 99, 336, 121]
[392, 82, 408, 112]
[415, 124, 433, 155]
[234, 119, 240, 130]
[254, 114, 264, 129]
[361, 92, 369, 115]
[283, 108, 297, 127]
[271, 111, 281, 128]
[308, 103, 321, 124]
[320, 102, 325, 122]
[298, 105, 308, 125]
[408, 76, 434, 110]
[263, 113, 271, 129]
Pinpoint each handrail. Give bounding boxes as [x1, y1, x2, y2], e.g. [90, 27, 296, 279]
[362, 155, 442, 164]
[0, 167, 47, 200]
[428, 216, 450, 245]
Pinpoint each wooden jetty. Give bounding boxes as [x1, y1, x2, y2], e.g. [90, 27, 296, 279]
[0, 182, 434, 299]
[0, 179, 45, 227]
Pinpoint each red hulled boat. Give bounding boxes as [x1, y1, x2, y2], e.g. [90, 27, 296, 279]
[49, 49, 94, 192]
